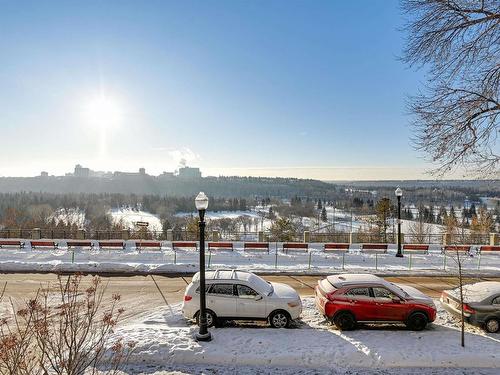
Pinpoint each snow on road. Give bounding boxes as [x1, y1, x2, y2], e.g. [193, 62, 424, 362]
[115, 298, 499, 374]
[0, 244, 499, 274]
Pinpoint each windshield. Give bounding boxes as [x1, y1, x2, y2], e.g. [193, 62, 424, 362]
[392, 283, 410, 298]
[248, 274, 273, 295]
[267, 283, 274, 296]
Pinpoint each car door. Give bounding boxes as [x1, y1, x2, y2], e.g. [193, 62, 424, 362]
[371, 287, 406, 321]
[206, 283, 237, 317]
[235, 284, 267, 318]
[489, 295, 500, 317]
[342, 287, 374, 321]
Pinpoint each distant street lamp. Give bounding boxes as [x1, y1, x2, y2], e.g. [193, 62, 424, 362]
[395, 187, 403, 258]
[195, 192, 212, 342]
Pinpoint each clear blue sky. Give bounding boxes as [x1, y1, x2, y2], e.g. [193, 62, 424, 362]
[0, 0, 441, 180]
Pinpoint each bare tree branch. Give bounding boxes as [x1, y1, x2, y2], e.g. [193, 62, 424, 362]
[402, 0, 500, 177]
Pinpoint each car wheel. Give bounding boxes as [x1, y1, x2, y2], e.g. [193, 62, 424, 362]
[406, 312, 428, 331]
[269, 310, 290, 328]
[333, 312, 356, 331]
[484, 318, 499, 333]
[196, 309, 217, 328]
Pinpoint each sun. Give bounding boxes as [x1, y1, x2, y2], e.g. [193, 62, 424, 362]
[84, 95, 122, 128]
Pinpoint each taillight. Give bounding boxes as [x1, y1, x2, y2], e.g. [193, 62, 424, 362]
[463, 304, 475, 314]
[184, 295, 192, 302]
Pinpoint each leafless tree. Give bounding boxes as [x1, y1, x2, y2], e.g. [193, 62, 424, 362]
[408, 217, 432, 243]
[402, 0, 500, 177]
[0, 275, 134, 375]
[445, 227, 477, 347]
[0, 298, 42, 375]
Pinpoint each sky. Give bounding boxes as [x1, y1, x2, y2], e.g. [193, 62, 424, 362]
[0, 0, 453, 180]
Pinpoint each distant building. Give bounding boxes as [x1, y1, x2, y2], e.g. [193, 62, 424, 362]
[74, 164, 90, 178]
[159, 171, 175, 178]
[177, 166, 202, 179]
[40, 171, 49, 177]
[90, 170, 113, 178]
[114, 168, 149, 178]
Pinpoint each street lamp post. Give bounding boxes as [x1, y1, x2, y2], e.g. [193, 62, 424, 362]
[195, 192, 212, 342]
[395, 187, 403, 258]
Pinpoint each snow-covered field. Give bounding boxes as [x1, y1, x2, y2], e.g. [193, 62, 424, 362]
[0, 243, 499, 274]
[111, 208, 162, 231]
[50, 207, 86, 226]
[114, 297, 500, 374]
[176, 210, 272, 231]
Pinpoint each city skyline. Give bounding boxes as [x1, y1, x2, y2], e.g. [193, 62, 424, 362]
[0, 0, 467, 180]
[0, 162, 468, 182]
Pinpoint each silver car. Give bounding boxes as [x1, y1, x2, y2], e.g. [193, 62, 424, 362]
[440, 281, 500, 333]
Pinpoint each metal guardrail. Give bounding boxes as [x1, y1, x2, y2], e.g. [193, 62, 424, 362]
[404, 234, 443, 245]
[0, 228, 495, 245]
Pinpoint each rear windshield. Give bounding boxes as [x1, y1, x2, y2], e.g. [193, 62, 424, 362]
[449, 282, 500, 302]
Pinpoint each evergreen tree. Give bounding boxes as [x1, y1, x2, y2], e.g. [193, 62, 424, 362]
[449, 206, 456, 220]
[375, 198, 392, 242]
[268, 206, 275, 219]
[321, 207, 327, 222]
[469, 203, 477, 218]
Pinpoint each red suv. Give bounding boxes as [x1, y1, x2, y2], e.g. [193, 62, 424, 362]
[315, 274, 437, 331]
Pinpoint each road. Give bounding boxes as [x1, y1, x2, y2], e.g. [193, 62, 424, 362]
[1, 273, 499, 322]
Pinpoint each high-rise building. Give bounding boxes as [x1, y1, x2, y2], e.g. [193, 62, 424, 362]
[74, 164, 90, 178]
[177, 166, 202, 179]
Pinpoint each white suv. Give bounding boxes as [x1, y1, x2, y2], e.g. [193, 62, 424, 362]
[182, 269, 302, 328]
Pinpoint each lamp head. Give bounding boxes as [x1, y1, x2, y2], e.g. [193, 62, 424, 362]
[195, 192, 209, 211]
[395, 187, 403, 197]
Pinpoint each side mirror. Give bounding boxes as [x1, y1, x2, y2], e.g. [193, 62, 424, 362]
[392, 297, 402, 303]
[255, 295, 263, 301]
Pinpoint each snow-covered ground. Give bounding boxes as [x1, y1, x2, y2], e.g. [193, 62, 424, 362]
[50, 207, 86, 226]
[111, 208, 162, 231]
[114, 297, 500, 374]
[0, 242, 499, 274]
[176, 210, 262, 221]
[176, 210, 272, 231]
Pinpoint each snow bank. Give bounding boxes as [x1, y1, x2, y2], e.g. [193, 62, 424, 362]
[0, 243, 499, 274]
[115, 298, 500, 373]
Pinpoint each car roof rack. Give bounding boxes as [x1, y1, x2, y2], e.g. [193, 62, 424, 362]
[211, 269, 247, 280]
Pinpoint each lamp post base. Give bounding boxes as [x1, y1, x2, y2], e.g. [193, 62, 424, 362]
[195, 331, 212, 342]
[395, 253, 404, 258]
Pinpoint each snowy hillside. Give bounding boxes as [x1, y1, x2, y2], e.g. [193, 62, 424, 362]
[110, 208, 162, 231]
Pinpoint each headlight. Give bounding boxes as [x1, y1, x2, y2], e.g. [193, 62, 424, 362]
[288, 300, 300, 308]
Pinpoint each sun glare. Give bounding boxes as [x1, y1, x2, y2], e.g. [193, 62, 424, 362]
[84, 95, 122, 128]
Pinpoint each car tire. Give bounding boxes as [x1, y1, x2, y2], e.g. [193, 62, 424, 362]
[333, 311, 356, 331]
[195, 309, 217, 328]
[406, 312, 428, 331]
[269, 310, 291, 328]
[484, 318, 500, 333]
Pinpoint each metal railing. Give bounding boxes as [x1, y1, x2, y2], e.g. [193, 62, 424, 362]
[404, 233, 443, 245]
[0, 228, 495, 245]
[310, 233, 350, 243]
